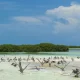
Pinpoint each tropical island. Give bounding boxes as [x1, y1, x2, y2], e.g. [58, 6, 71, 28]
[0, 43, 69, 52]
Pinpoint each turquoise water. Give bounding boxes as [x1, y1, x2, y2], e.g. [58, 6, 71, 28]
[0, 48, 80, 56]
[69, 48, 80, 52]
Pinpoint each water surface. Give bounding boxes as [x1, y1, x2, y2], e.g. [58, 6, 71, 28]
[0, 48, 80, 56]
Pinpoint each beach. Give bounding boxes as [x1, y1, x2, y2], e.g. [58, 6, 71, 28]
[0, 54, 80, 80]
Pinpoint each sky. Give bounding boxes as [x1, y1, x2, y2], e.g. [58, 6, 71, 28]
[0, 0, 80, 45]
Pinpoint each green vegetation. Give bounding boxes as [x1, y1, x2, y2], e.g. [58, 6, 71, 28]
[69, 46, 80, 48]
[0, 43, 69, 52]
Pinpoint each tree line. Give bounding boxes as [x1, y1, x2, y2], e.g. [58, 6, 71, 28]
[0, 43, 69, 52]
[69, 46, 80, 48]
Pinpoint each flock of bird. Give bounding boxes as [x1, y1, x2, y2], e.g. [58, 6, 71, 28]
[0, 55, 80, 78]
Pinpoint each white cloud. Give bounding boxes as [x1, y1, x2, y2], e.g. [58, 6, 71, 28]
[12, 2, 80, 35]
[46, 2, 80, 34]
[37, 16, 52, 23]
[13, 16, 42, 24]
[53, 22, 78, 34]
[13, 16, 53, 25]
[46, 3, 80, 19]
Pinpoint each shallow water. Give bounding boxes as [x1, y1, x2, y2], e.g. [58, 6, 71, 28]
[0, 48, 80, 56]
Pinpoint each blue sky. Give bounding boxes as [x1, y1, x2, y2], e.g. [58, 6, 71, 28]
[0, 0, 80, 45]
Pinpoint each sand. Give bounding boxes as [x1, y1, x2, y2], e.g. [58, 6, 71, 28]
[0, 54, 80, 80]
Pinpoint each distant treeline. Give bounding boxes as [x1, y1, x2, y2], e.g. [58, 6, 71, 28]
[0, 43, 69, 52]
[69, 46, 80, 48]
